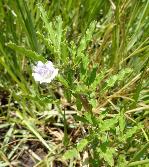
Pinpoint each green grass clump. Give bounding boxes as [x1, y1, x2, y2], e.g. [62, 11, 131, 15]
[0, 0, 149, 166]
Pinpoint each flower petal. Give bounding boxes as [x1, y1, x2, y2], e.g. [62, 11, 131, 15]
[32, 61, 58, 84]
[32, 73, 43, 82]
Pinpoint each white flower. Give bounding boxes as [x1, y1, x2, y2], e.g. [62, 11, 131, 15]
[32, 61, 58, 84]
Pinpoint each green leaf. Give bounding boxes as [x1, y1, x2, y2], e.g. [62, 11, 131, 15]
[38, 4, 63, 57]
[77, 21, 96, 55]
[119, 110, 125, 134]
[98, 143, 115, 166]
[55, 16, 63, 54]
[118, 68, 133, 81]
[106, 68, 133, 88]
[84, 112, 97, 126]
[76, 98, 82, 111]
[77, 139, 88, 152]
[57, 76, 69, 88]
[119, 124, 143, 142]
[63, 148, 78, 160]
[74, 115, 89, 124]
[106, 75, 118, 87]
[84, 112, 93, 124]
[117, 154, 128, 167]
[86, 66, 97, 86]
[99, 117, 118, 132]
[7, 42, 46, 62]
[85, 21, 96, 41]
[91, 70, 106, 89]
[80, 56, 89, 78]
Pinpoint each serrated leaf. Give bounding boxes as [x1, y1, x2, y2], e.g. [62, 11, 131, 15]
[117, 154, 128, 167]
[98, 144, 115, 166]
[86, 66, 97, 86]
[86, 21, 96, 41]
[78, 37, 86, 54]
[106, 68, 133, 88]
[77, 21, 96, 55]
[80, 56, 89, 78]
[76, 98, 82, 111]
[100, 117, 118, 132]
[77, 139, 88, 152]
[89, 98, 97, 108]
[66, 68, 73, 86]
[84, 112, 97, 126]
[119, 110, 125, 134]
[63, 148, 78, 160]
[91, 70, 106, 89]
[57, 76, 69, 88]
[74, 115, 89, 124]
[106, 75, 118, 87]
[24, 95, 53, 104]
[119, 124, 143, 142]
[118, 68, 132, 81]
[38, 5, 63, 56]
[55, 16, 63, 54]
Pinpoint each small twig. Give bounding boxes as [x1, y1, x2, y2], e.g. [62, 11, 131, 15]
[125, 106, 149, 114]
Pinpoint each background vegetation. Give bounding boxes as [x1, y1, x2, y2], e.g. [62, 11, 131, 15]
[0, 0, 149, 166]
